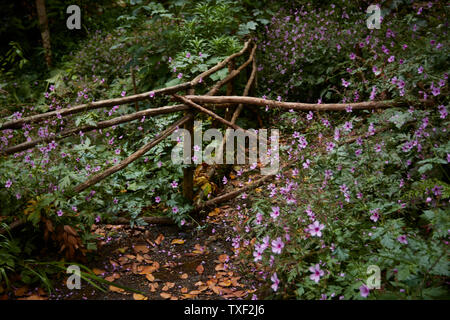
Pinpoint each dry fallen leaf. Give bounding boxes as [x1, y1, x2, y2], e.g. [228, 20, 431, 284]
[215, 264, 225, 271]
[133, 245, 149, 254]
[149, 282, 159, 292]
[208, 208, 221, 217]
[109, 285, 125, 293]
[160, 292, 171, 299]
[162, 282, 175, 291]
[189, 290, 201, 295]
[180, 273, 189, 279]
[145, 273, 155, 282]
[133, 293, 148, 300]
[14, 286, 28, 297]
[92, 268, 105, 275]
[105, 273, 121, 282]
[219, 279, 232, 287]
[218, 254, 229, 263]
[196, 264, 204, 275]
[18, 295, 47, 300]
[154, 234, 164, 245]
[171, 239, 185, 245]
[180, 287, 188, 293]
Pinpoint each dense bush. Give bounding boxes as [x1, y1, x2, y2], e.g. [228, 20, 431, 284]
[230, 0, 449, 299]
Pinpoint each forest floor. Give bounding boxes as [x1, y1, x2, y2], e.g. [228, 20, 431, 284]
[6, 165, 268, 301]
[45, 204, 259, 300]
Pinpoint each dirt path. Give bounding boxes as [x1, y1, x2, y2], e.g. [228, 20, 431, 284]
[47, 204, 259, 300]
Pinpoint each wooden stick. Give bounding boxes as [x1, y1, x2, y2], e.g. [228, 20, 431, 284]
[73, 114, 193, 194]
[194, 160, 296, 213]
[0, 83, 191, 130]
[184, 95, 410, 111]
[190, 40, 251, 86]
[172, 94, 254, 135]
[207, 44, 257, 96]
[131, 66, 139, 111]
[1, 104, 189, 156]
[231, 53, 257, 124]
[205, 53, 258, 180]
[0, 219, 25, 235]
[182, 88, 196, 203]
[113, 216, 175, 225]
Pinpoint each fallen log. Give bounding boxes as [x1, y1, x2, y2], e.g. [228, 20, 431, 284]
[73, 114, 193, 194]
[183, 96, 417, 111]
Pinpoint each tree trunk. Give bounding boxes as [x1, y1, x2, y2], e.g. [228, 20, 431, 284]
[35, 0, 52, 67]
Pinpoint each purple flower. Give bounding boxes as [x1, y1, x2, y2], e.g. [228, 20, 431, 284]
[172, 206, 179, 214]
[271, 272, 280, 291]
[222, 176, 228, 185]
[349, 52, 356, 60]
[270, 206, 280, 220]
[149, 91, 155, 98]
[370, 209, 380, 222]
[177, 73, 183, 79]
[155, 196, 161, 203]
[397, 235, 408, 245]
[341, 79, 350, 88]
[343, 121, 353, 132]
[326, 142, 335, 153]
[360, 284, 370, 298]
[171, 181, 178, 188]
[121, 91, 126, 97]
[308, 220, 325, 237]
[387, 55, 395, 63]
[5, 179, 12, 188]
[309, 264, 325, 283]
[57, 210, 63, 217]
[271, 237, 284, 254]
[431, 86, 440, 96]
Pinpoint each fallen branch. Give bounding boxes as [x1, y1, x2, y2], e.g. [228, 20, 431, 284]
[231, 55, 257, 124]
[1, 104, 189, 156]
[194, 160, 296, 213]
[73, 114, 193, 194]
[207, 44, 257, 96]
[184, 96, 420, 111]
[0, 219, 26, 235]
[204, 54, 258, 181]
[190, 40, 251, 86]
[0, 83, 191, 131]
[172, 94, 257, 139]
[113, 216, 175, 225]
